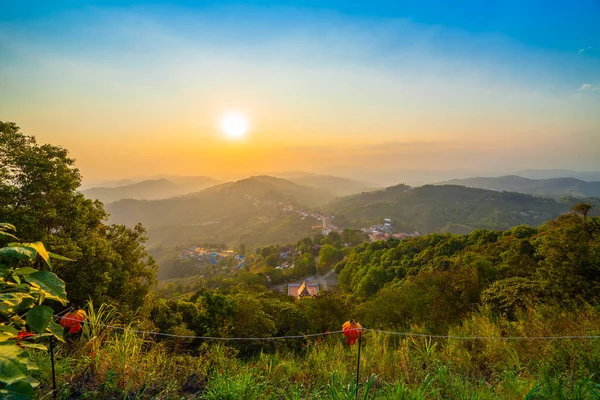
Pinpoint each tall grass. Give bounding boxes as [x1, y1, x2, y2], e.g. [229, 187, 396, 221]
[30, 303, 600, 399]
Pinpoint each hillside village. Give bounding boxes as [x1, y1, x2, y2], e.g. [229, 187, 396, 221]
[174, 209, 423, 299]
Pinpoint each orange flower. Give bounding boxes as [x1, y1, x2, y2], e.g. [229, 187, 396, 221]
[60, 310, 87, 334]
[342, 320, 363, 346]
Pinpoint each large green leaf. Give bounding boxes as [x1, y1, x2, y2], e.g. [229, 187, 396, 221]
[24, 271, 67, 303]
[0, 247, 36, 261]
[0, 380, 35, 399]
[0, 343, 28, 385]
[26, 305, 53, 334]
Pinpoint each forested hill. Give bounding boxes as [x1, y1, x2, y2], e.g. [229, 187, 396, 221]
[326, 184, 590, 234]
[278, 173, 381, 196]
[437, 175, 600, 198]
[106, 176, 335, 247]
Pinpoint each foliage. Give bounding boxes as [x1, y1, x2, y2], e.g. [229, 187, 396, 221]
[0, 223, 68, 398]
[0, 121, 157, 313]
[326, 183, 587, 233]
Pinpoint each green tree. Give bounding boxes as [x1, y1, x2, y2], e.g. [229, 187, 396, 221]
[0, 122, 157, 312]
[535, 212, 600, 303]
[293, 253, 317, 277]
[317, 244, 343, 275]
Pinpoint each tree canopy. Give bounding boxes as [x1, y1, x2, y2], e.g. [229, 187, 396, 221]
[0, 121, 157, 312]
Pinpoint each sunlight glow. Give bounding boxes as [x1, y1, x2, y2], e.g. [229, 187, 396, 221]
[220, 112, 250, 140]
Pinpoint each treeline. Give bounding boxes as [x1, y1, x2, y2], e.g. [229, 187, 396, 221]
[0, 121, 157, 314]
[148, 203, 599, 357]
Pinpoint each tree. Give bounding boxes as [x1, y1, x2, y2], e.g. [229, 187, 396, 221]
[341, 228, 367, 246]
[324, 231, 343, 248]
[293, 253, 316, 277]
[0, 122, 157, 312]
[317, 244, 343, 274]
[572, 202, 593, 220]
[535, 212, 600, 303]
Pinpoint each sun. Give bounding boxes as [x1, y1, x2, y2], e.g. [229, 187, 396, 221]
[219, 112, 250, 140]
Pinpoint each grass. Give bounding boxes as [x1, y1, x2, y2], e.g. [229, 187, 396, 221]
[28, 303, 600, 399]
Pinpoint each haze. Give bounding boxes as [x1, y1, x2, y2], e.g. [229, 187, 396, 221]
[1, 0, 599, 184]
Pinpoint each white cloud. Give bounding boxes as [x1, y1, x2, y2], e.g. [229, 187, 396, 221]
[578, 46, 592, 54]
[578, 83, 600, 91]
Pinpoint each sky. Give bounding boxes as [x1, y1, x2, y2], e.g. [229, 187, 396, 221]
[1, 0, 599, 183]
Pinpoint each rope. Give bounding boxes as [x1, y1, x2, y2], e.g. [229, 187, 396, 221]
[365, 328, 600, 340]
[58, 316, 343, 340]
[55, 316, 600, 341]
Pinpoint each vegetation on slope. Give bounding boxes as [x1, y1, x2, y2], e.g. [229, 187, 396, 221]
[326, 184, 586, 233]
[439, 175, 600, 198]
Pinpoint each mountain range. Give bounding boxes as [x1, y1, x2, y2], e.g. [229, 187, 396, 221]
[81, 176, 221, 203]
[106, 176, 335, 247]
[82, 173, 378, 203]
[105, 175, 594, 249]
[437, 175, 600, 198]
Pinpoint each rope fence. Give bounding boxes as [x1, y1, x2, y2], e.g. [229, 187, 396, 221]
[56, 315, 600, 341]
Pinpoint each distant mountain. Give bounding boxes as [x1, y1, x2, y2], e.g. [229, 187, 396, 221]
[438, 175, 600, 197]
[324, 184, 589, 234]
[80, 178, 137, 190]
[514, 169, 600, 182]
[81, 176, 220, 203]
[274, 172, 380, 196]
[106, 176, 336, 247]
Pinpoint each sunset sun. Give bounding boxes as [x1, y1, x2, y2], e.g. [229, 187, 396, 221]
[219, 112, 250, 140]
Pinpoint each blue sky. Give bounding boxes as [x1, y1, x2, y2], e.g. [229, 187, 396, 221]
[0, 0, 599, 180]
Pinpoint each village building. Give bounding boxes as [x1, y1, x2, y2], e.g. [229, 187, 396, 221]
[287, 280, 319, 298]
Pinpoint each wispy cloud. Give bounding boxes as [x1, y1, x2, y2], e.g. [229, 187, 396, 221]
[578, 83, 600, 91]
[578, 46, 592, 54]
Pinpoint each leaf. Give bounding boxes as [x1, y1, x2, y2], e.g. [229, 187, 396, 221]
[0, 380, 35, 399]
[21, 375, 40, 388]
[26, 305, 54, 334]
[16, 342, 47, 350]
[0, 223, 16, 232]
[24, 271, 67, 303]
[0, 326, 19, 342]
[0, 231, 19, 241]
[14, 267, 37, 276]
[0, 293, 35, 315]
[46, 321, 65, 342]
[0, 247, 36, 261]
[0, 343, 28, 385]
[48, 252, 75, 262]
[21, 242, 51, 267]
